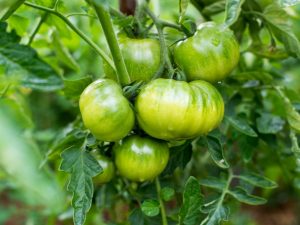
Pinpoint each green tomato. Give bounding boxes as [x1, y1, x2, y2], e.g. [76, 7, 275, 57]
[135, 78, 224, 140]
[104, 37, 160, 84]
[79, 79, 134, 142]
[174, 22, 240, 82]
[114, 135, 169, 182]
[93, 154, 115, 185]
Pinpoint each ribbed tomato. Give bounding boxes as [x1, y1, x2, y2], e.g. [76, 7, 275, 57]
[104, 37, 160, 84]
[174, 22, 240, 83]
[79, 79, 134, 141]
[114, 135, 169, 182]
[135, 78, 224, 140]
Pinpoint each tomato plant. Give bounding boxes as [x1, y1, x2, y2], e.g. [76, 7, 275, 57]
[114, 135, 169, 182]
[1, 0, 300, 225]
[135, 78, 224, 140]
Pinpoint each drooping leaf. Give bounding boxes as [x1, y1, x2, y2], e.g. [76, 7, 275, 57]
[162, 141, 193, 175]
[199, 177, 226, 190]
[224, 0, 246, 27]
[238, 172, 277, 189]
[0, 22, 63, 91]
[226, 115, 258, 137]
[228, 187, 267, 205]
[256, 113, 285, 134]
[263, 4, 300, 58]
[179, 177, 203, 225]
[205, 136, 229, 169]
[179, 0, 190, 23]
[141, 200, 160, 217]
[60, 147, 102, 225]
[63, 76, 93, 99]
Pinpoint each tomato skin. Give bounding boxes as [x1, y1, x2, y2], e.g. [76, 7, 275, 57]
[135, 78, 224, 140]
[104, 37, 160, 84]
[93, 154, 115, 185]
[114, 135, 169, 182]
[79, 79, 134, 142]
[174, 22, 240, 83]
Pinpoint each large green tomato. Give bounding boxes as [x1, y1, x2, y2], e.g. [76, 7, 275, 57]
[93, 153, 115, 185]
[79, 79, 134, 142]
[104, 37, 160, 84]
[174, 22, 240, 82]
[135, 78, 224, 140]
[114, 135, 169, 182]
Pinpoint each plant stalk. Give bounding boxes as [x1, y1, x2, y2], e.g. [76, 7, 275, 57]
[155, 177, 168, 225]
[91, 2, 131, 85]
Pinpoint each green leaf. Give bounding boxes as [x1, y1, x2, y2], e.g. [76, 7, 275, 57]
[60, 147, 102, 225]
[161, 187, 175, 201]
[162, 141, 192, 175]
[237, 136, 258, 162]
[52, 31, 80, 71]
[205, 205, 229, 225]
[256, 113, 285, 134]
[290, 130, 300, 157]
[63, 76, 93, 99]
[228, 187, 267, 205]
[0, 22, 63, 91]
[129, 208, 145, 225]
[141, 200, 160, 217]
[263, 5, 300, 58]
[226, 115, 258, 137]
[179, 0, 190, 23]
[0, 0, 24, 21]
[179, 177, 203, 225]
[224, 0, 246, 27]
[202, 1, 226, 16]
[199, 177, 226, 190]
[230, 71, 273, 84]
[205, 136, 229, 169]
[238, 172, 278, 189]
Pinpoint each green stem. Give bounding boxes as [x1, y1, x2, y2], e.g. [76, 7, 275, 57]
[27, 13, 48, 45]
[144, 5, 174, 79]
[155, 177, 168, 225]
[91, 2, 130, 85]
[23, 1, 115, 71]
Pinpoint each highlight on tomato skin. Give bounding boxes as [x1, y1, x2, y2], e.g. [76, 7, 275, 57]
[79, 79, 135, 142]
[173, 22, 240, 83]
[92, 153, 115, 185]
[114, 135, 170, 182]
[135, 78, 224, 141]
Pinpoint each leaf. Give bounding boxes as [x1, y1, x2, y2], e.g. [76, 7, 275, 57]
[224, 0, 246, 27]
[226, 115, 258, 137]
[236, 136, 258, 162]
[161, 187, 175, 201]
[52, 31, 80, 71]
[162, 141, 193, 175]
[179, 177, 203, 225]
[256, 113, 285, 134]
[263, 5, 300, 58]
[199, 177, 226, 190]
[290, 130, 300, 157]
[228, 187, 267, 205]
[230, 71, 273, 84]
[64, 76, 93, 99]
[205, 205, 229, 225]
[238, 172, 277, 189]
[129, 208, 145, 225]
[60, 147, 102, 225]
[202, 1, 226, 16]
[205, 136, 229, 169]
[0, 22, 63, 91]
[0, 0, 24, 21]
[141, 200, 160, 217]
[179, 0, 190, 23]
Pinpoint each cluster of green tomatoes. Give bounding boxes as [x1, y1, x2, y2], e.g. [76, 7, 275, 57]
[79, 22, 240, 184]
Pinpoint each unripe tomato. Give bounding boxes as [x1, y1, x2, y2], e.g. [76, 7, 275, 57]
[174, 22, 240, 82]
[114, 135, 169, 182]
[79, 79, 134, 141]
[135, 78, 224, 140]
[93, 154, 115, 185]
[104, 37, 160, 84]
